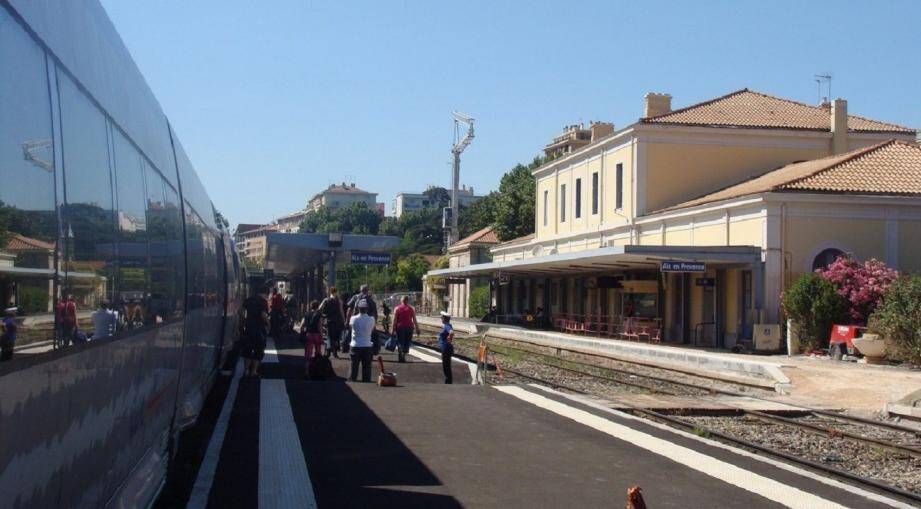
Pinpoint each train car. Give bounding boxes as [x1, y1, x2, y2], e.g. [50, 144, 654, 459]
[0, 1, 242, 507]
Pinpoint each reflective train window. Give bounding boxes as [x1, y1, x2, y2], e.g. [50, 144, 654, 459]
[112, 128, 150, 332]
[58, 73, 117, 346]
[161, 181, 185, 319]
[0, 10, 57, 360]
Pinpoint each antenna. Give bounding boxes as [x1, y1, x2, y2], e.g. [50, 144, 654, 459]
[814, 73, 832, 104]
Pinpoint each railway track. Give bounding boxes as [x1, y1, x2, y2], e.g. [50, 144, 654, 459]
[412, 330, 921, 502]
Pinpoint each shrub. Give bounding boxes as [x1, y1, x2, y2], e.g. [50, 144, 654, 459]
[871, 275, 921, 365]
[817, 256, 898, 325]
[782, 273, 847, 350]
[469, 284, 490, 319]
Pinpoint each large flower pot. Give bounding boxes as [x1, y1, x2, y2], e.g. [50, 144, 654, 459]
[852, 334, 887, 364]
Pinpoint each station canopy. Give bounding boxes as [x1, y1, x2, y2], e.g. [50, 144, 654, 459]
[264, 232, 400, 276]
[426, 245, 762, 278]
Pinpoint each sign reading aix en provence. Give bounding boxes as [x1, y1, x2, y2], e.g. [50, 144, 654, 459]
[660, 261, 706, 273]
[350, 251, 392, 265]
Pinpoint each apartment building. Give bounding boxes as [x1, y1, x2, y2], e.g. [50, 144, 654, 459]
[308, 182, 378, 213]
[393, 185, 482, 217]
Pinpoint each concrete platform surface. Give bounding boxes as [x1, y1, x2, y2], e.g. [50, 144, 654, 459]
[154, 333, 916, 509]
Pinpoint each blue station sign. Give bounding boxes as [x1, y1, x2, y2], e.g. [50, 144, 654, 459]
[660, 261, 706, 273]
[350, 251, 392, 265]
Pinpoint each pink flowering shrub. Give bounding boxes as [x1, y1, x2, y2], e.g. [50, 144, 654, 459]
[816, 256, 899, 325]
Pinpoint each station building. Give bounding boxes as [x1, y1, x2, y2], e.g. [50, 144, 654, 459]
[427, 89, 920, 349]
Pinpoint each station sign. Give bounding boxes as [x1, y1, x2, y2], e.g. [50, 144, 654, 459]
[695, 277, 716, 287]
[497, 273, 510, 286]
[350, 251, 392, 265]
[660, 261, 706, 273]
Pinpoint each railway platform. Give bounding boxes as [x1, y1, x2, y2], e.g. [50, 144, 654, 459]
[155, 334, 917, 509]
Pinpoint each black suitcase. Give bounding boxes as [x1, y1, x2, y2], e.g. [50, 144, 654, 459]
[308, 355, 335, 381]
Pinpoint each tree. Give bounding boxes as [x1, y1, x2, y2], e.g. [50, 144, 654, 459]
[423, 187, 451, 209]
[872, 275, 921, 365]
[299, 202, 381, 235]
[782, 273, 847, 350]
[816, 256, 899, 325]
[393, 253, 431, 291]
[458, 192, 498, 238]
[494, 160, 538, 241]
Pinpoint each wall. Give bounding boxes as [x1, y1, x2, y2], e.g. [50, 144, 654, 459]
[644, 139, 828, 214]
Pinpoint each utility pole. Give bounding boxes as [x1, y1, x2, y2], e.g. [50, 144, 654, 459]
[447, 111, 475, 250]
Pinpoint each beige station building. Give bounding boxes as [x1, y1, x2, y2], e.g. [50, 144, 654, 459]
[427, 89, 920, 350]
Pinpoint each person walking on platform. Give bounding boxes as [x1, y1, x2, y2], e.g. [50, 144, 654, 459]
[438, 311, 454, 384]
[269, 287, 286, 338]
[345, 284, 377, 325]
[240, 286, 269, 377]
[391, 295, 419, 363]
[319, 286, 345, 358]
[348, 299, 375, 382]
[1, 307, 17, 362]
[301, 300, 324, 367]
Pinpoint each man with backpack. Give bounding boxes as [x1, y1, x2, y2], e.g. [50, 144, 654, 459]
[319, 286, 345, 358]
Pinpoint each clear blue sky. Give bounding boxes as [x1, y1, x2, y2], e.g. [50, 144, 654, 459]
[100, 0, 921, 228]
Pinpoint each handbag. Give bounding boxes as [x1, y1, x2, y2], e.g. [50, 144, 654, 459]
[377, 356, 397, 387]
[384, 334, 398, 352]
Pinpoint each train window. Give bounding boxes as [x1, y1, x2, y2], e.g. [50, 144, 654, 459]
[59, 73, 117, 345]
[112, 129, 150, 331]
[145, 168, 171, 323]
[0, 12, 58, 357]
[161, 179, 185, 319]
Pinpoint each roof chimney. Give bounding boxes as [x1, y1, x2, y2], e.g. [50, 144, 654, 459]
[831, 98, 848, 154]
[644, 93, 672, 118]
[589, 121, 614, 142]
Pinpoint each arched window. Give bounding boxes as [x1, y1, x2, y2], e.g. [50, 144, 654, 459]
[812, 248, 845, 271]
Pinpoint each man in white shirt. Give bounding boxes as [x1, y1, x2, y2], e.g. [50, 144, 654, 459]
[91, 301, 117, 340]
[348, 299, 375, 382]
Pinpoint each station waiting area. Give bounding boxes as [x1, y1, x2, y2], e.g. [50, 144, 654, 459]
[480, 312, 664, 344]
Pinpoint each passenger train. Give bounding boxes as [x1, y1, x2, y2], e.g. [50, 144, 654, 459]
[0, 2, 244, 507]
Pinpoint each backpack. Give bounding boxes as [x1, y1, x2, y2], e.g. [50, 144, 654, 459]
[308, 355, 335, 381]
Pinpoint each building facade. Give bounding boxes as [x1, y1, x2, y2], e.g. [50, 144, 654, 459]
[427, 89, 919, 350]
[443, 227, 499, 318]
[392, 185, 483, 217]
[234, 223, 278, 266]
[308, 182, 378, 212]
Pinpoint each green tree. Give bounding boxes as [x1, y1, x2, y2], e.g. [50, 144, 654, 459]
[469, 284, 490, 318]
[494, 160, 538, 241]
[299, 202, 381, 234]
[458, 192, 498, 238]
[871, 276, 921, 365]
[393, 253, 431, 291]
[782, 273, 847, 351]
[423, 187, 451, 209]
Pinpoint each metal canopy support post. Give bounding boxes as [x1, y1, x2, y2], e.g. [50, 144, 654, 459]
[752, 257, 765, 322]
[327, 252, 336, 289]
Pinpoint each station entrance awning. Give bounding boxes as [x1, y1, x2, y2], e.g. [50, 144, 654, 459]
[425, 245, 762, 278]
[264, 232, 400, 276]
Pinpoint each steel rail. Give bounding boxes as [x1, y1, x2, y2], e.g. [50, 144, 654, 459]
[479, 339, 921, 458]
[465, 332, 921, 437]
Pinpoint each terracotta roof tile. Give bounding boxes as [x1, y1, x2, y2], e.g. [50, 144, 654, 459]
[498, 233, 535, 246]
[642, 89, 914, 134]
[659, 140, 921, 211]
[453, 226, 500, 247]
[6, 233, 54, 252]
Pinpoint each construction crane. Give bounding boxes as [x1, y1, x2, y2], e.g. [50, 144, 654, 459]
[446, 111, 475, 250]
